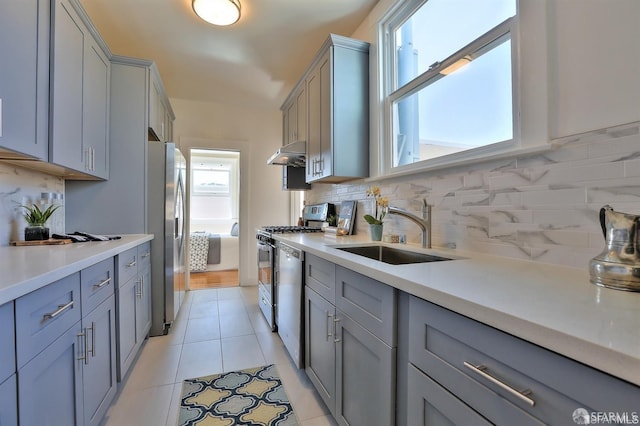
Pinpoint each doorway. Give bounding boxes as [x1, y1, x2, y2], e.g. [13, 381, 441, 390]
[188, 149, 241, 289]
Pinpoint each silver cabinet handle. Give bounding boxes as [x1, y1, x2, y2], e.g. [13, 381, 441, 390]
[142, 251, 151, 258]
[463, 362, 535, 406]
[93, 277, 111, 290]
[333, 316, 341, 343]
[135, 278, 142, 298]
[89, 321, 96, 358]
[43, 300, 74, 321]
[77, 329, 88, 364]
[127, 259, 137, 267]
[326, 312, 333, 340]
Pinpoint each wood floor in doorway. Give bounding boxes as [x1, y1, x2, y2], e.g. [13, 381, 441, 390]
[189, 270, 239, 289]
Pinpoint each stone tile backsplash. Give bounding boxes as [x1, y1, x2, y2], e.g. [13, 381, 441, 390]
[307, 121, 640, 269]
[0, 163, 65, 245]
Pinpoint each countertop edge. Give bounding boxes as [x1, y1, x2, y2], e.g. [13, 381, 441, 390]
[0, 234, 154, 305]
[273, 233, 640, 387]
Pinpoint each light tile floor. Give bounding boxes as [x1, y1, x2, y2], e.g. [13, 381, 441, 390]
[101, 286, 337, 426]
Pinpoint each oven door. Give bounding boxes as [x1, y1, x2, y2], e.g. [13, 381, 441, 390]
[257, 238, 276, 331]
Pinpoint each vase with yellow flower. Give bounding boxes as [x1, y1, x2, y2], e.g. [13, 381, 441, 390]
[363, 186, 388, 241]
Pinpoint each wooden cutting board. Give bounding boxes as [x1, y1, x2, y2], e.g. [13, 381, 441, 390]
[10, 239, 73, 246]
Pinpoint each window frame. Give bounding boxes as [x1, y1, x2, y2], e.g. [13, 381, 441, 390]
[379, 0, 521, 175]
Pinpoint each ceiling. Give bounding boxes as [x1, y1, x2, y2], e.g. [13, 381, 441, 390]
[79, 0, 379, 109]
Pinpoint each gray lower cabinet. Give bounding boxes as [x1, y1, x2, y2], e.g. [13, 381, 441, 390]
[407, 363, 492, 426]
[0, 375, 18, 426]
[305, 255, 396, 426]
[0, 0, 49, 160]
[405, 295, 640, 425]
[81, 295, 117, 426]
[0, 302, 17, 426]
[116, 242, 152, 381]
[18, 322, 84, 426]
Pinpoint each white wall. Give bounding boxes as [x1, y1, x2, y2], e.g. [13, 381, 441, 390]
[170, 97, 288, 285]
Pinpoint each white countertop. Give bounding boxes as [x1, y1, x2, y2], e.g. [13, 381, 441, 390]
[0, 234, 153, 305]
[273, 233, 640, 387]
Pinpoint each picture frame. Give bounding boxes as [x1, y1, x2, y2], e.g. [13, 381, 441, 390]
[337, 200, 357, 235]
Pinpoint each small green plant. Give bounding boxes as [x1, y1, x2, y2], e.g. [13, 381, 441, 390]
[327, 214, 338, 227]
[21, 204, 60, 226]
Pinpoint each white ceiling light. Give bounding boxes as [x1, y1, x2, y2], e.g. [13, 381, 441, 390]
[192, 0, 241, 26]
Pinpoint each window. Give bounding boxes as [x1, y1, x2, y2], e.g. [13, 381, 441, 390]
[382, 0, 517, 171]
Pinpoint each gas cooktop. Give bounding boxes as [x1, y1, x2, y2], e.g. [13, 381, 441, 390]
[261, 225, 323, 234]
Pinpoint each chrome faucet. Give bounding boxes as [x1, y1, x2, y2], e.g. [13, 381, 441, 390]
[388, 199, 432, 248]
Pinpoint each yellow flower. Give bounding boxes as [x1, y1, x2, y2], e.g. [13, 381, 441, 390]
[364, 187, 388, 224]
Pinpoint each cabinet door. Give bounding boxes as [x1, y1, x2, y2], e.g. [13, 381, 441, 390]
[116, 277, 137, 381]
[136, 265, 152, 341]
[304, 287, 336, 416]
[51, 0, 85, 172]
[0, 0, 48, 160]
[82, 295, 117, 426]
[295, 84, 306, 143]
[306, 66, 320, 182]
[285, 100, 296, 144]
[148, 76, 165, 141]
[0, 375, 17, 426]
[0, 302, 15, 384]
[334, 312, 395, 426]
[18, 322, 84, 426]
[82, 38, 110, 178]
[407, 363, 492, 426]
[317, 50, 332, 179]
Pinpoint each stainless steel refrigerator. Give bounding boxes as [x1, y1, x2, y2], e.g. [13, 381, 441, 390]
[148, 141, 187, 336]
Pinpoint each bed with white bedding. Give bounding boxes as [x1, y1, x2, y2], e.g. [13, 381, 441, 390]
[189, 232, 239, 272]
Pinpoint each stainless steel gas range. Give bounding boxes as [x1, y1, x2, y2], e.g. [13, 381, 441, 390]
[255, 203, 334, 334]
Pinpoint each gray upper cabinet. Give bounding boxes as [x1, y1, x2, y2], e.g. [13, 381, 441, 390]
[0, 0, 49, 160]
[282, 83, 306, 146]
[66, 58, 173, 234]
[50, 0, 110, 179]
[149, 68, 174, 142]
[305, 34, 369, 183]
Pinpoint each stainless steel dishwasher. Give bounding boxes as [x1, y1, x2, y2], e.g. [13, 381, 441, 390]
[276, 241, 304, 368]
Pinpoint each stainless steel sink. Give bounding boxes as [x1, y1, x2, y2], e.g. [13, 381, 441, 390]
[335, 245, 453, 265]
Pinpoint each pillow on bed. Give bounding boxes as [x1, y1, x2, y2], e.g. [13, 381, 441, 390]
[230, 222, 239, 236]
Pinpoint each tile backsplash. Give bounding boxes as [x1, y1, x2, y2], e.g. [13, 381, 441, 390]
[307, 122, 640, 269]
[0, 163, 65, 245]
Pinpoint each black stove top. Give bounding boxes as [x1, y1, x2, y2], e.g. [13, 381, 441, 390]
[261, 225, 323, 234]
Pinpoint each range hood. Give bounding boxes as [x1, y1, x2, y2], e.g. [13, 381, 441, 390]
[267, 140, 306, 167]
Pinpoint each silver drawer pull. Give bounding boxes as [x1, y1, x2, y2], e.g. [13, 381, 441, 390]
[333, 317, 341, 343]
[463, 362, 535, 406]
[43, 300, 74, 321]
[127, 259, 137, 267]
[93, 277, 111, 290]
[326, 312, 334, 340]
[142, 252, 150, 258]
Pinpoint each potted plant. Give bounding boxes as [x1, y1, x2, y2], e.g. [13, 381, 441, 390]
[363, 186, 388, 241]
[21, 204, 60, 241]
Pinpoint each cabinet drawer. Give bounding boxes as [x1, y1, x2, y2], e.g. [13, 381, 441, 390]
[407, 363, 493, 426]
[335, 266, 396, 346]
[305, 253, 335, 304]
[117, 246, 139, 285]
[81, 257, 115, 314]
[15, 273, 81, 368]
[138, 242, 151, 271]
[408, 296, 640, 424]
[0, 303, 15, 384]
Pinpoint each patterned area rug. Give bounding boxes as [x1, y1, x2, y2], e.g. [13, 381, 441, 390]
[178, 364, 298, 425]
